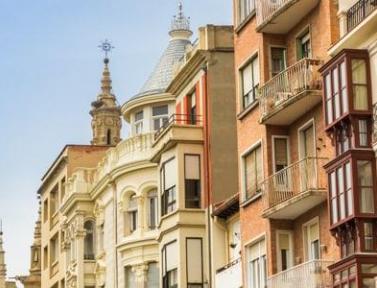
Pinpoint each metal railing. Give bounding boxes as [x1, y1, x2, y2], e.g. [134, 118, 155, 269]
[154, 113, 202, 140]
[259, 59, 322, 119]
[261, 157, 328, 209]
[215, 258, 242, 288]
[347, 0, 377, 32]
[267, 260, 334, 288]
[256, 0, 291, 26]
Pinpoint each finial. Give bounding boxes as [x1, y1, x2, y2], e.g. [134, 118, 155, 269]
[170, 1, 192, 37]
[98, 40, 115, 62]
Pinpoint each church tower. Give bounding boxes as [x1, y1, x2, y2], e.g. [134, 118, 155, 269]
[0, 222, 7, 288]
[90, 45, 122, 146]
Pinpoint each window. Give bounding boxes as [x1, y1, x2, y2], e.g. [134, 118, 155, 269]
[277, 231, 293, 272]
[50, 233, 59, 265]
[98, 223, 104, 252]
[128, 194, 138, 233]
[273, 137, 288, 173]
[297, 30, 311, 59]
[43, 199, 48, 223]
[303, 220, 320, 260]
[241, 56, 259, 109]
[324, 60, 349, 125]
[329, 162, 353, 225]
[358, 119, 369, 147]
[148, 190, 158, 229]
[352, 59, 368, 110]
[186, 238, 203, 287]
[185, 155, 201, 208]
[153, 105, 169, 131]
[271, 48, 286, 77]
[50, 185, 59, 216]
[84, 220, 95, 260]
[43, 246, 48, 270]
[125, 266, 136, 288]
[358, 160, 374, 213]
[147, 262, 159, 288]
[161, 159, 177, 216]
[333, 265, 356, 288]
[243, 144, 263, 200]
[238, 0, 255, 24]
[60, 177, 66, 202]
[162, 241, 178, 288]
[134, 110, 144, 135]
[247, 237, 267, 288]
[364, 222, 374, 251]
[336, 123, 351, 156]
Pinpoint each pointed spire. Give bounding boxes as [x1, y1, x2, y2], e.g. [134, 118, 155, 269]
[100, 58, 112, 96]
[169, 1, 192, 39]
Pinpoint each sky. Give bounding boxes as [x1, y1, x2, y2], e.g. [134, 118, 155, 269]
[0, 0, 231, 280]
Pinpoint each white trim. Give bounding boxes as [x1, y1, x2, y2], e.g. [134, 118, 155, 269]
[243, 232, 266, 248]
[295, 25, 312, 60]
[244, 233, 267, 288]
[297, 118, 316, 160]
[276, 229, 294, 272]
[271, 135, 290, 174]
[238, 51, 260, 110]
[302, 216, 320, 261]
[240, 139, 264, 201]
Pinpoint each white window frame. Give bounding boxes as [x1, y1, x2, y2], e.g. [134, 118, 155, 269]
[238, 0, 256, 25]
[239, 52, 260, 110]
[152, 105, 169, 131]
[302, 217, 320, 261]
[134, 110, 144, 135]
[240, 139, 264, 201]
[245, 234, 267, 288]
[297, 118, 316, 160]
[276, 230, 294, 272]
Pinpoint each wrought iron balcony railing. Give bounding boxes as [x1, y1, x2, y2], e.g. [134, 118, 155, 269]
[347, 0, 377, 32]
[267, 260, 333, 288]
[259, 58, 322, 123]
[154, 113, 202, 140]
[261, 157, 328, 210]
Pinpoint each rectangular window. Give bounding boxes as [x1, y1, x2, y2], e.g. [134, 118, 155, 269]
[50, 185, 59, 216]
[352, 59, 368, 111]
[364, 222, 374, 251]
[148, 190, 158, 229]
[277, 231, 293, 272]
[241, 56, 259, 109]
[273, 137, 288, 173]
[128, 195, 138, 233]
[134, 110, 144, 135]
[125, 266, 136, 288]
[185, 155, 201, 208]
[147, 262, 159, 288]
[186, 238, 203, 286]
[153, 105, 169, 131]
[271, 48, 286, 77]
[162, 241, 178, 288]
[303, 220, 320, 260]
[297, 30, 311, 59]
[244, 144, 263, 200]
[43, 199, 48, 223]
[358, 119, 369, 147]
[161, 159, 177, 216]
[189, 91, 197, 125]
[358, 160, 374, 213]
[50, 233, 59, 265]
[43, 246, 48, 270]
[247, 238, 267, 288]
[238, 0, 255, 24]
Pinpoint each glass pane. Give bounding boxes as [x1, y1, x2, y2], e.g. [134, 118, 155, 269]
[363, 222, 374, 251]
[359, 120, 368, 146]
[362, 264, 377, 274]
[358, 161, 373, 186]
[360, 188, 374, 213]
[353, 85, 368, 110]
[340, 62, 349, 113]
[352, 59, 367, 84]
[152, 105, 168, 116]
[135, 110, 144, 121]
[362, 278, 375, 288]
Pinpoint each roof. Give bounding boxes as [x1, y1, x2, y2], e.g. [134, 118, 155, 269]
[212, 193, 240, 219]
[127, 2, 192, 103]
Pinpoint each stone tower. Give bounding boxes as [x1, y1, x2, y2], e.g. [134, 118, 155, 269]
[90, 57, 122, 146]
[0, 222, 6, 288]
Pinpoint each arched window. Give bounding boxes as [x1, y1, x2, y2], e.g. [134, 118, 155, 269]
[84, 220, 95, 260]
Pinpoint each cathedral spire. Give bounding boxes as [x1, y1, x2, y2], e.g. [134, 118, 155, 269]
[169, 1, 193, 39]
[0, 221, 7, 288]
[90, 40, 122, 146]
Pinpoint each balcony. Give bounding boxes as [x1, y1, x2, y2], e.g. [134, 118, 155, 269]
[262, 157, 328, 219]
[152, 114, 203, 160]
[267, 260, 333, 288]
[259, 59, 322, 125]
[215, 258, 242, 288]
[255, 0, 319, 33]
[330, 0, 377, 55]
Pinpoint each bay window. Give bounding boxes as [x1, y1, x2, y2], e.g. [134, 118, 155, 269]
[357, 160, 374, 214]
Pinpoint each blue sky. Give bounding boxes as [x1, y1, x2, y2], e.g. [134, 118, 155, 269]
[0, 0, 231, 279]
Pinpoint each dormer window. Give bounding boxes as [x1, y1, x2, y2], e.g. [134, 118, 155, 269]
[152, 105, 169, 131]
[134, 110, 144, 135]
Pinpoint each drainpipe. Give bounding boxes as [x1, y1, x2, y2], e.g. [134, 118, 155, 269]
[202, 63, 213, 288]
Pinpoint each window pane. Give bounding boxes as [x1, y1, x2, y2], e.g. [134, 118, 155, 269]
[359, 120, 368, 146]
[364, 223, 374, 251]
[153, 105, 168, 116]
[185, 155, 200, 180]
[147, 263, 159, 288]
[352, 59, 367, 84]
[164, 159, 177, 189]
[125, 267, 136, 288]
[353, 86, 368, 110]
[337, 167, 346, 220]
[242, 63, 253, 97]
[340, 62, 349, 113]
[135, 111, 143, 121]
[345, 163, 353, 216]
[274, 138, 288, 171]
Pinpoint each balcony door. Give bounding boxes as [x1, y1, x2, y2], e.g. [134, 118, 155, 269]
[299, 122, 316, 191]
[303, 218, 320, 261]
[273, 137, 291, 195]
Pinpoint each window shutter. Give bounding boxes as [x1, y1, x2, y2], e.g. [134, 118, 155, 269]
[274, 138, 288, 167]
[185, 155, 200, 180]
[242, 63, 253, 95]
[164, 159, 177, 189]
[166, 241, 178, 271]
[187, 239, 203, 283]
